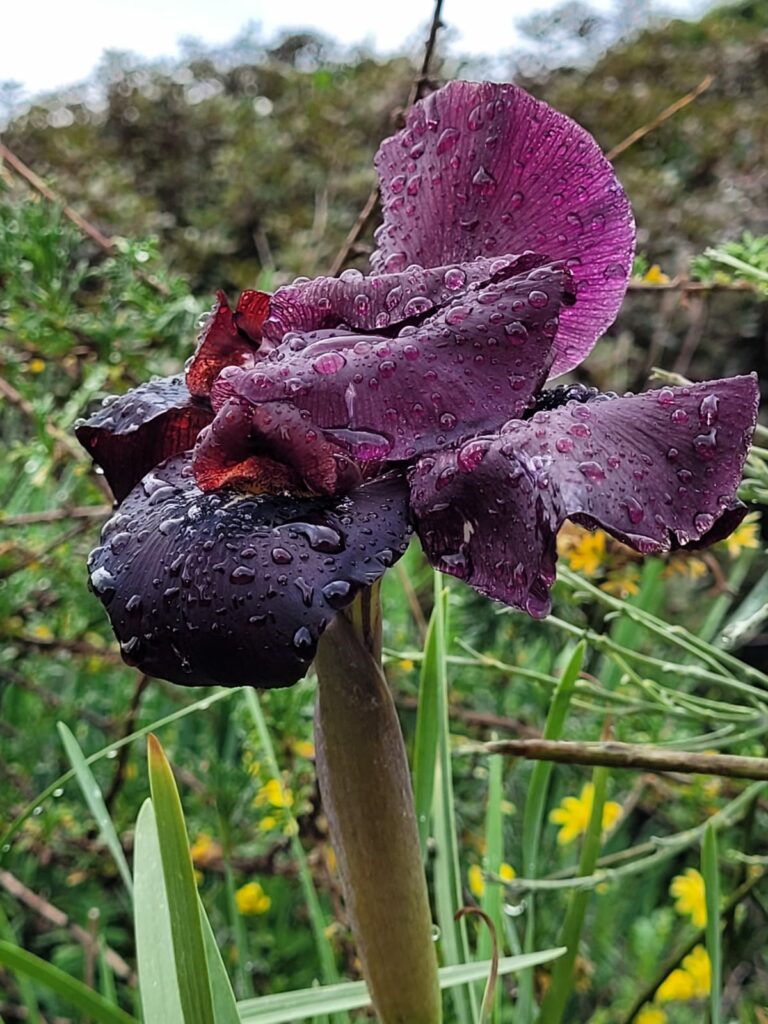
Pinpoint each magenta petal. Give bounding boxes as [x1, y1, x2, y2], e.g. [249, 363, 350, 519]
[186, 290, 269, 398]
[87, 454, 411, 688]
[262, 253, 547, 344]
[411, 376, 758, 614]
[372, 81, 635, 378]
[75, 375, 213, 502]
[215, 261, 572, 465]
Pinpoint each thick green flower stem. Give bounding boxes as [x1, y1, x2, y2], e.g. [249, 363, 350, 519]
[314, 604, 442, 1024]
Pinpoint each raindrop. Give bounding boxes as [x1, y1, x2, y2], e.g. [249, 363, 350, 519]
[504, 322, 528, 344]
[230, 565, 256, 583]
[671, 408, 689, 425]
[694, 512, 714, 534]
[555, 437, 574, 453]
[624, 497, 644, 524]
[403, 295, 431, 317]
[445, 305, 470, 325]
[443, 267, 467, 290]
[467, 104, 484, 130]
[289, 523, 345, 554]
[321, 580, 354, 608]
[436, 127, 460, 154]
[294, 577, 314, 607]
[699, 394, 719, 426]
[312, 352, 346, 375]
[693, 429, 718, 458]
[431, 924, 441, 941]
[292, 626, 314, 653]
[529, 290, 548, 308]
[510, 191, 524, 209]
[471, 166, 497, 195]
[578, 460, 605, 482]
[271, 547, 294, 565]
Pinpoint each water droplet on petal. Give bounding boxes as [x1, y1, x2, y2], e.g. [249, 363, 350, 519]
[699, 394, 719, 426]
[312, 352, 346, 375]
[624, 497, 644, 524]
[443, 267, 467, 290]
[578, 460, 605, 482]
[694, 512, 714, 534]
[436, 127, 460, 154]
[471, 166, 497, 195]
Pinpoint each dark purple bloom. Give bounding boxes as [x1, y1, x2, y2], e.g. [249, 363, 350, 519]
[77, 81, 759, 689]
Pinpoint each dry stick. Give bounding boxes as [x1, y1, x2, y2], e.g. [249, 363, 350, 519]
[0, 142, 115, 251]
[0, 869, 135, 983]
[627, 277, 759, 294]
[104, 674, 152, 812]
[327, 0, 445, 277]
[0, 506, 112, 527]
[481, 738, 768, 781]
[0, 141, 169, 296]
[605, 74, 714, 162]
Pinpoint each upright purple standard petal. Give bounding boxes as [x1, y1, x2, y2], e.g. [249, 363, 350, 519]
[87, 454, 412, 688]
[207, 262, 572, 481]
[75, 375, 213, 502]
[411, 376, 759, 615]
[372, 81, 635, 378]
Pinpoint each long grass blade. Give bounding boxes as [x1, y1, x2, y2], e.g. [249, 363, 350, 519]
[0, 940, 136, 1024]
[702, 822, 722, 1024]
[413, 603, 442, 858]
[237, 949, 566, 1023]
[133, 799, 184, 1024]
[431, 575, 477, 1024]
[147, 734, 215, 1024]
[57, 722, 134, 897]
[517, 641, 584, 1022]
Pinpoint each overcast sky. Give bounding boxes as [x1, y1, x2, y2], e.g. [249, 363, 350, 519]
[3, 0, 701, 98]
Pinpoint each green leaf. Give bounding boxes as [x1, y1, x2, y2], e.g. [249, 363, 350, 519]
[57, 721, 134, 897]
[147, 734, 215, 1024]
[134, 799, 184, 1024]
[518, 641, 584, 1023]
[237, 949, 566, 1023]
[702, 822, 722, 1024]
[412, 596, 442, 858]
[201, 897, 242, 1024]
[430, 576, 477, 1024]
[0, 940, 136, 1024]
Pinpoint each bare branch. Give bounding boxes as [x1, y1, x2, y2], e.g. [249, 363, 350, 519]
[479, 737, 768, 781]
[606, 75, 714, 161]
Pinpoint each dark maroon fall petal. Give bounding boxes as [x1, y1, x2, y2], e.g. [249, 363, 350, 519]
[207, 262, 573, 482]
[87, 453, 412, 689]
[372, 81, 635, 379]
[262, 253, 547, 344]
[193, 397, 362, 496]
[186, 290, 269, 398]
[75, 375, 213, 503]
[410, 376, 759, 615]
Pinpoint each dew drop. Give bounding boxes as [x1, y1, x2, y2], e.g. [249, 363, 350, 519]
[699, 394, 719, 426]
[671, 408, 689, 425]
[436, 127, 460, 154]
[624, 497, 644, 524]
[578, 460, 605, 482]
[529, 290, 548, 308]
[694, 512, 714, 534]
[312, 352, 346, 375]
[443, 267, 467, 290]
[293, 626, 314, 653]
[471, 166, 497, 195]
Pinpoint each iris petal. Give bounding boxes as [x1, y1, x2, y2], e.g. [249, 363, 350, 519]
[372, 81, 635, 379]
[208, 261, 573, 484]
[75, 375, 213, 502]
[88, 453, 412, 688]
[186, 290, 269, 397]
[411, 376, 759, 615]
[262, 253, 548, 343]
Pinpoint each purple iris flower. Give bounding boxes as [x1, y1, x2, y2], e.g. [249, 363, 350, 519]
[77, 81, 759, 689]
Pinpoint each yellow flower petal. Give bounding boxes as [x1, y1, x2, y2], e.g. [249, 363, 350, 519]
[636, 1005, 667, 1024]
[235, 881, 271, 916]
[670, 867, 707, 928]
[681, 945, 711, 997]
[657, 968, 695, 1003]
[468, 864, 485, 899]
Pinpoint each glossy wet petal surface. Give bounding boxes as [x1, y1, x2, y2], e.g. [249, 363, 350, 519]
[87, 454, 411, 688]
[372, 81, 635, 378]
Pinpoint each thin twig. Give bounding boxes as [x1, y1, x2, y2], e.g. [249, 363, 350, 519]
[328, 0, 444, 276]
[479, 738, 768, 781]
[606, 74, 714, 161]
[0, 142, 115, 251]
[0, 506, 112, 527]
[627, 277, 759, 294]
[104, 674, 151, 812]
[0, 869, 135, 983]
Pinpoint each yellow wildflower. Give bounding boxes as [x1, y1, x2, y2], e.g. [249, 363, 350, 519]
[291, 739, 315, 759]
[259, 815, 277, 832]
[28, 358, 46, 373]
[549, 782, 622, 845]
[399, 658, 415, 672]
[664, 556, 709, 580]
[670, 867, 706, 928]
[235, 881, 271, 916]
[657, 968, 695, 1002]
[254, 778, 293, 809]
[468, 864, 485, 899]
[468, 862, 516, 900]
[723, 516, 760, 559]
[601, 565, 641, 597]
[190, 832, 222, 868]
[643, 264, 670, 285]
[682, 945, 711, 998]
[636, 1005, 667, 1024]
[31, 624, 53, 641]
[560, 528, 606, 576]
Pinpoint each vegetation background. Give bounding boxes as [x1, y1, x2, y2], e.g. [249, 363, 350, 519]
[2, 0, 768, 1021]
